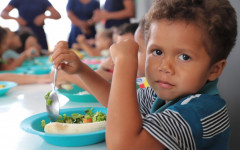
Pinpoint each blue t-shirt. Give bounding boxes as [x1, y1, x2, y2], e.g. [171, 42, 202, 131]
[104, 0, 131, 28]
[67, 0, 99, 47]
[137, 80, 230, 150]
[2, 49, 19, 60]
[9, 0, 52, 49]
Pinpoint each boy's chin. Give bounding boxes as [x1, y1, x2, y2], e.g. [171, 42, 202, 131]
[157, 94, 175, 102]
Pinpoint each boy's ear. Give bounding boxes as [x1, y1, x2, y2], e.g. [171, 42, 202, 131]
[208, 59, 226, 81]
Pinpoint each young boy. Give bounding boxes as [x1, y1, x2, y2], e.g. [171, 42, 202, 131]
[52, 0, 237, 148]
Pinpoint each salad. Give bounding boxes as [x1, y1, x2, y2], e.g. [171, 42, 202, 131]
[44, 91, 52, 106]
[41, 108, 107, 128]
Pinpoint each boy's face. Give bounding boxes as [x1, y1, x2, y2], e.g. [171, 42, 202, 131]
[146, 20, 214, 101]
[134, 27, 146, 77]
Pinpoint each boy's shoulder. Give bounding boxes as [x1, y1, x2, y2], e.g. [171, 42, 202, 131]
[168, 94, 229, 139]
[142, 94, 230, 150]
[171, 94, 226, 115]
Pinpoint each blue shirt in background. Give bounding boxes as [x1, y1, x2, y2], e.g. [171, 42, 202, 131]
[67, 0, 99, 47]
[9, 0, 52, 50]
[104, 0, 130, 28]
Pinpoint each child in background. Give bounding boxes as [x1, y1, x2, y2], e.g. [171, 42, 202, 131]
[73, 29, 113, 57]
[0, 27, 39, 70]
[52, 22, 140, 90]
[115, 23, 139, 43]
[0, 27, 8, 65]
[52, 0, 237, 149]
[15, 27, 41, 55]
[97, 23, 139, 77]
[0, 27, 51, 84]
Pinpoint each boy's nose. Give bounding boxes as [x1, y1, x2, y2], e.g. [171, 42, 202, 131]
[158, 58, 174, 75]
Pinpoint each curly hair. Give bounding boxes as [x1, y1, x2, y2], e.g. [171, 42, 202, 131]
[145, 0, 237, 64]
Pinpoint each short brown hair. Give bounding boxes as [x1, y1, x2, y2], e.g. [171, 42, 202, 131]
[145, 0, 237, 64]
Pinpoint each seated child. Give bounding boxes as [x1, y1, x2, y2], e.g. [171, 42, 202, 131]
[15, 27, 41, 54]
[116, 23, 139, 43]
[73, 28, 113, 57]
[0, 27, 51, 84]
[52, 0, 237, 149]
[52, 22, 141, 90]
[0, 27, 40, 70]
[97, 23, 139, 78]
[2, 29, 22, 60]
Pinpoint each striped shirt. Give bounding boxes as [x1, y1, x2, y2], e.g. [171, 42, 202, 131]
[137, 85, 230, 150]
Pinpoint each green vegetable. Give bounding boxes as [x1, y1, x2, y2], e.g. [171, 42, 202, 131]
[41, 108, 107, 129]
[93, 111, 107, 122]
[45, 91, 52, 106]
[41, 120, 46, 128]
[84, 108, 94, 119]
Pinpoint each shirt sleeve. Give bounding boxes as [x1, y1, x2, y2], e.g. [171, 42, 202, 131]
[43, 0, 52, 9]
[9, 0, 19, 8]
[142, 109, 196, 150]
[137, 87, 156, 117]
[66, 0, 73, 11]
[94, 1, 100, 10]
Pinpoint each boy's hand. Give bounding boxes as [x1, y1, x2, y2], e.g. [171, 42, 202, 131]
[52, 41, 82, 74]
[110, 39, 139, 64]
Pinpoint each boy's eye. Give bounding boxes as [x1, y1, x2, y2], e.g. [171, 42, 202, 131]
[179, 54, 191, 61]
[152, 49, 162, 56]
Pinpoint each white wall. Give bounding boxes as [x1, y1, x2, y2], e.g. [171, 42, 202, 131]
[218, 0, 240, 149]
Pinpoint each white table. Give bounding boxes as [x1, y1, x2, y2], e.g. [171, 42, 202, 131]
[0, 83, 107, 150]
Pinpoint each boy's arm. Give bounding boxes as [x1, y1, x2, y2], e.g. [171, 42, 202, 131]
[52, 41, 110, 107]
[106, 40, 165, 150]
[76, 62, 111, 106]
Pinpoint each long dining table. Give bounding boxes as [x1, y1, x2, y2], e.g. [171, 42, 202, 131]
[0, 83, 107, 150]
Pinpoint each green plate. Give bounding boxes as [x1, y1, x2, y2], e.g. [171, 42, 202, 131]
[57, 84, 98, 103]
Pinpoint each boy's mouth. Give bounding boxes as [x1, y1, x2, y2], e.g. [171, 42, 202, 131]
[156, 80, 174, 89]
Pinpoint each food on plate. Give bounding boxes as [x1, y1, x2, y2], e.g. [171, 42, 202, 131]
[61, 83, 73, 91]
[44, 91, 52, 106]
[0, 84, 5, 88]
[44, 121, 106, 134]
[41, 108, 107, 134]
[75, 91, 89, 95]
